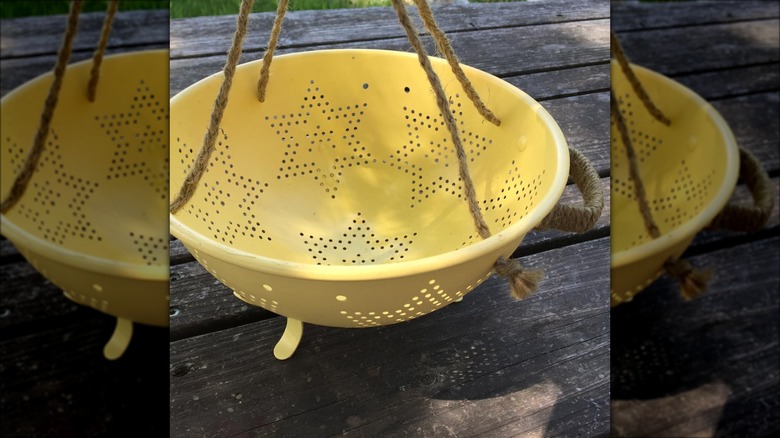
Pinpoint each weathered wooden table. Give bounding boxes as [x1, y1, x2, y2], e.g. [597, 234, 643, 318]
[0, 9, 170, 437]
[169, 1, 610, 436]
[611, 2, 779, 437]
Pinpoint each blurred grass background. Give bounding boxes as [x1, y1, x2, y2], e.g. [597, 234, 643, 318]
[2, 0, 525, 20]
[1, 1, 167, 19]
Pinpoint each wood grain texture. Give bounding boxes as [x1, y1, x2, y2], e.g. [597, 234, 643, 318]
[612, 0, 779, 33]
[1, 312, 169, 437]
[169, 1, 609, 59]
[613, 19, 780, 76]
[169, 19, 610, 95]
[0, 42, 169, 95]
[0, 9, 169, 58]
[611, 236, 780, 437]
[169, 238, 610, 437]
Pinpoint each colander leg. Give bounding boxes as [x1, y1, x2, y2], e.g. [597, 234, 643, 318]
[274, 318, 303, 360]
[103, 317, 133, 360]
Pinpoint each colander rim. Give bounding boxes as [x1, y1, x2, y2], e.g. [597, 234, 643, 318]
[610, 62, 740, 268]
[0, 50, 169, 282]
[169, 49, 571, 281]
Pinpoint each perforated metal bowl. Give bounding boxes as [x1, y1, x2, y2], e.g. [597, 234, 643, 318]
[610, 61, 739, 304]
[170, 49, 569, 333]
[1, 51, 169, 331]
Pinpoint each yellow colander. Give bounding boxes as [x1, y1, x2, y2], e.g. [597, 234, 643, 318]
[170, 48, 597, 359]
[610, 60, 771, 305]
[0, 50, 169, 359]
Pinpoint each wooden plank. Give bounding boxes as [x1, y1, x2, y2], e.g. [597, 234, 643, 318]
[505, 63, 610, 102]
[170, 0, 610, 59]
[613, 19, 780, 76]
[0, 311, 170, 437]
[169, 19, 610, 95]
[0, 261, 82, 331]
[612, 1, 779, 32]
[712, 93, 780, 172]
[541, 92, 610, 173]
[169, 237, 609, 437]
[0, 9, 169, 59]
[0, 238, 22, 263]
[672, 63, 779, 101]
[0, 42, 169, 95]
[611, 236, 780, 436]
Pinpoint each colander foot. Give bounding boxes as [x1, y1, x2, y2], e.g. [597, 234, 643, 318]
[454, 297, 463, 303]
[273, 318, 303, 360]
[103, 317, 133, 360]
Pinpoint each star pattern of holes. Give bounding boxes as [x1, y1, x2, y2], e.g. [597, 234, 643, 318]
[485, 165, 544, 231]
[612, 98, 719, 244]
[100, 79, 168, 200]
[234, 290, 279, 313]
[389, 93, 496, 209]
[179, 129, 272, 246]
[267, 80, 372, 199]
[130, 231, 168, 266]
[457, 165, 545, 247]
[5, 136, 26, 175]
[300, 212, 417, 265]
[338, 276, 486, 327]
[64, 289, 109, 313]
[610, 93, 664, 172]
[12, 130, 102, 245]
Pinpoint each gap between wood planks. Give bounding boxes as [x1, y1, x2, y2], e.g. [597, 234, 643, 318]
[616, 16, 780, 34]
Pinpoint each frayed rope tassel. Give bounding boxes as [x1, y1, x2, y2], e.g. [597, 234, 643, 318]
[494, 256, 544, 300]
[664, 258, 712, 301]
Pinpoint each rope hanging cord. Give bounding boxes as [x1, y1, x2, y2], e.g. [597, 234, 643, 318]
[1, 0, 118, 214]
[87, 0, 120, 102]
[257, 0, 289, 102]
[610, 32, 670, 127]
[708, 148, 774, 232]
[169, 0, 256, 213]
[392, 0, 548, 299]
[411, 0, 499, 126]
[536, 147, 603, 233]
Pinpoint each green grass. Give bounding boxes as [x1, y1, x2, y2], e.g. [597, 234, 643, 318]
[1, 1, 168, 19]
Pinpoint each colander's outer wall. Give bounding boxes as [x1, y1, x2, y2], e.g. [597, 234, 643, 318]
[170, 50, 570, 327]
[610, 61, 739, 300]
[0, 51, 170, 326]
[10, 240, 169, 326]
[180, 237, 517, 328]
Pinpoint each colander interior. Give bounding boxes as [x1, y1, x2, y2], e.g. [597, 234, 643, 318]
[170, 50, 566, 267]
[611, 62, 739, 262]
[0, 51, 169, 273]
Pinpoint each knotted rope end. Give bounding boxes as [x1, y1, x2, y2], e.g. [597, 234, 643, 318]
[494, 257, 544, 300]
[664, 258, 712, 301]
